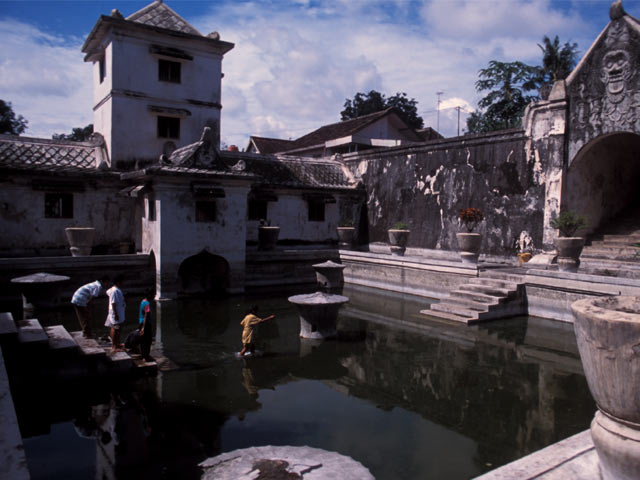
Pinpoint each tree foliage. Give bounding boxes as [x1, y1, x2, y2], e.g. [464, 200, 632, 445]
[467, 35, 579, 134]
[0, 100, 28, 135]
[52, 124, 94, 141]
[341, 90, 424, 129]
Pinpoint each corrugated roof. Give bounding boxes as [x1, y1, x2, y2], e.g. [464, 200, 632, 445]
[126, 0, 201, 36]
[0, 135, 101, 173]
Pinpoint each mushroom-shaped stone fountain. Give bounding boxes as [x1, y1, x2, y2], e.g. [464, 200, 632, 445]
[288, 291, 349, 339]
[312, 260, 346, 291]
[571, 296, 640, 480]
[11, 272, 70, 318]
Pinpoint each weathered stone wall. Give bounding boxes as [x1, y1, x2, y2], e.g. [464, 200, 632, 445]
[345, 130, 547, 255]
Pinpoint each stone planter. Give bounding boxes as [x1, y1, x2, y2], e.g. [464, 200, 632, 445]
[313, 260, 346, 291]
[258, 226, 280, 251]
[553, 236, 585, 272]
[388, 229, 409, 256]
[456, 232, 482, 264]
[336, 227, 355, 249]
[571, 296, 640, 480]
[64, 227, 95, 256]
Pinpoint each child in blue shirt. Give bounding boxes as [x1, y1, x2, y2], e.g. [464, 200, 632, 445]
[138, 289, 153, 362]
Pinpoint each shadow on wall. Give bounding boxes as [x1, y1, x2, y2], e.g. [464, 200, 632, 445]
[178, 251, 229, 297]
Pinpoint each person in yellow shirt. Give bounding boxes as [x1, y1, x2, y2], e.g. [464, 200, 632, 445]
[239, 305, 275, 356]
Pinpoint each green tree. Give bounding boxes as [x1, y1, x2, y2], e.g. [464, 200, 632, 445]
[467, 61, 539, 133]
[0, 100, 28, 135]
[538, 35, 579, 83]
[52, 124, 94, 141]
[341, 90, 424, 129]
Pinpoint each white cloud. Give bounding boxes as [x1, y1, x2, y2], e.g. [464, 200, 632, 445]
[0, 19, 93, 138]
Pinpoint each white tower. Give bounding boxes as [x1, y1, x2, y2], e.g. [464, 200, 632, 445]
[82, 0, 234, 168]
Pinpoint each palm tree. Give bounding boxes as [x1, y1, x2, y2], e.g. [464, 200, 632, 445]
[538, 35, 579, 83]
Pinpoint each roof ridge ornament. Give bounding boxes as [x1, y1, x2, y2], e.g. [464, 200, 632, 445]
[610, 0, 625, 20]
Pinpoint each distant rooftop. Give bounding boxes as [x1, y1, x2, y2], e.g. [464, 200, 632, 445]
[126, 0, 201, 36]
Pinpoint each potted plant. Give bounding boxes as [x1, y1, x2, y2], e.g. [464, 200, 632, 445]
[456, 208, 484, 263]
[571, 296, 640, 480]
[64, 227, 96, 256]
[337, 219, 355, 250]
[550, 210, 587, 272]
[258, 219, 280, 251]
[388, 222, 410, 256]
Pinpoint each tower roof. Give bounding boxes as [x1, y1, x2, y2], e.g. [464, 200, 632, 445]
[126, 0, 201, 36]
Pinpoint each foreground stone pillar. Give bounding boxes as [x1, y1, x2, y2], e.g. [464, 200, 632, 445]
[571, 296, 640, 480]
[11, 272, 70, 318]
[288, 292, 349, 339]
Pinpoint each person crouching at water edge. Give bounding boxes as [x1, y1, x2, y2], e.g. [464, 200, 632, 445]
[71, 276, 110, 339]
[239, 305, 275, 356]
[105, 275, 126, 353]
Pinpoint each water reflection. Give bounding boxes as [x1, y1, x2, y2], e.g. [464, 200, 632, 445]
[19, 285, 595, 480]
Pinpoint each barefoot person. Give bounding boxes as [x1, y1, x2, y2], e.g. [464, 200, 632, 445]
[138, 289, 154, 362]
[71, 276, 109, 338]
[239, 306, 275, 356]
[105, 276, 126, 352]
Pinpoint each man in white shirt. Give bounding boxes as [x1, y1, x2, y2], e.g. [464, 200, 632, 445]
[71, 276, 109, 338]
[105, 275, 126, 353]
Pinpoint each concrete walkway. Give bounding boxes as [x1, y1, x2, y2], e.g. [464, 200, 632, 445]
[475, 430, 600, 480]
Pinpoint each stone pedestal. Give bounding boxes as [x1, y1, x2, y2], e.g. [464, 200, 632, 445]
[571, 296, 640, 480]
[11, 272, 70, 318]
[258, 226, 280, 251]
[288, 291, 349, 340]
[312, 260, 345, 291]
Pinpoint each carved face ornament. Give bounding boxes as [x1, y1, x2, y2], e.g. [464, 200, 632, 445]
[601, 49, 632, 97]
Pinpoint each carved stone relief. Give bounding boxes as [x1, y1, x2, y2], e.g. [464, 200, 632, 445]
[568, 18, 640, 161]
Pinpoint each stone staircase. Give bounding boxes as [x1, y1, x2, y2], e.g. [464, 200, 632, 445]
[583, 203, 640, 262]
[0, 312, 157, 378]
[419, 271, 526, 325]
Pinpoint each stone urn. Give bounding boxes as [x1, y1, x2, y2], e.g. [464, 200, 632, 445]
[554, 237, 585, 273]
[456, 232, 482, 264]
[313, 260, 346, 291]
[258, 225, 280, 251]
[388, 229, 410, 256]
[64, 227, 95, 256]
[571, 296, 640, 480]
[336, 227, 355, 250]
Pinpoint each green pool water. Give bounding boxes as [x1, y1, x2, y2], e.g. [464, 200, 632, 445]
[17, 284, 596, 479]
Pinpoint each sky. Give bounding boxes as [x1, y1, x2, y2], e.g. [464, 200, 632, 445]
[1, 0, 640, 147]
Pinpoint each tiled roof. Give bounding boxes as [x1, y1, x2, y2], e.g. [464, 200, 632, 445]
[248, 136, 295, 155]
[242, 156, 356, 189]
[0, 135, 100, 173]
[127, 0, 201, 35]
[285, 108, 395, 151]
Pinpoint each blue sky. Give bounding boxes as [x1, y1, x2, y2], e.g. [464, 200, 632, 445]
[1, 0, 639, 146]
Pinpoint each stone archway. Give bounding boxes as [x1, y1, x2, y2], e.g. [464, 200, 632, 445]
[565, 132, 640, 235]
[177, 251, 230, 296]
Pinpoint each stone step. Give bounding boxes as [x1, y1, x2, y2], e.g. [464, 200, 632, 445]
[419, 308, 476, 324]
[70, 331, 107, 357]
[467, 278, 519, 290]
[429, 302, 481, 318]
[458, 284, 514, 297]
[45, 325, 78, 351]
[592, 236, 640, 245]
[105, 349, 134, 372]
[17, 319, 49, 345]
[581, 248, 640, 261]
[479, 271, 525, 283]
[583, 244, 640, 254]
[442, 295, 497, 310]
[449, 290, 506, 304]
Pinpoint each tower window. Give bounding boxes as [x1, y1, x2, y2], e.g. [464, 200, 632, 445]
[99, 57, 106, 84]
[44, 193, 73, 218]
[157, 116, 180, 139]
[159, 59, 181, 83]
